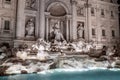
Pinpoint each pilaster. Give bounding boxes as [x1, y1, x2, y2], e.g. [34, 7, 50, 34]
[72, 0, 77, 40]
[16, 0, 26, 39]
[84, 0, 91, 42]
[39, 0, 45, 39]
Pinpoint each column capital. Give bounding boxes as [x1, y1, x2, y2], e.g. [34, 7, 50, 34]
[45, 12, 50, 16]
[66, 14, 72, 19]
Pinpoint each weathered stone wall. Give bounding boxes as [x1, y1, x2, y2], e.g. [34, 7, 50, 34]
[0, 0, 17, 46]
[0, 0, 119, 47]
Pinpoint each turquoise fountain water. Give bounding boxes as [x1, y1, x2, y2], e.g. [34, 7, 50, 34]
[0, 69, 120, 80]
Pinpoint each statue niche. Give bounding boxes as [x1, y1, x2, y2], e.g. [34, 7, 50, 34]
[46, 2, 69, 41]
[77, 22, 84, 39]
[25, 18, 35, 38]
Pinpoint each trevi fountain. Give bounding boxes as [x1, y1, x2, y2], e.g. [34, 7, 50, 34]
[0, 37, 120, 77]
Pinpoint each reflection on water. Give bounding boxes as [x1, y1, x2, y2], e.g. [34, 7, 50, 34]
[0, 69, 120, 80]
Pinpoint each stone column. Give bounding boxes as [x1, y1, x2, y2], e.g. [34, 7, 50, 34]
[60, 21, 64, 34]
[107, 10, 111, 46]
[35, 0, 40, 38]
[39, 0, 45, 39]
[66, 15, 71, 41]
[84, 1, 91, 42]
[66, 18, 69, 41]
[16, 0, 26, 39]
[46, 16, 49, 41]
[0, 18, 1, 29]
[45, 12, 50, 41]
[116, 11, 120, 43]
[96, 7, 101, 44]
[69, 19, 72, 41]
[58, 21, 60, 28]
[72, 0, 77, 40]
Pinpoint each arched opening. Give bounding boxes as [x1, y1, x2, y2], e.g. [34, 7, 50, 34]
[45, 2, 70, 41]
[48, 3, 67, 17]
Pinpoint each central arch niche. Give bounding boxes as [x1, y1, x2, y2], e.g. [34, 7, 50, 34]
[45, 2, 70, 41]
[49, 3, 67, 16]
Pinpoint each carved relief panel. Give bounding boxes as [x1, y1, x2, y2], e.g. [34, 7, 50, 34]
[25, 0, 37, 10]
[77, 6, 85, 16]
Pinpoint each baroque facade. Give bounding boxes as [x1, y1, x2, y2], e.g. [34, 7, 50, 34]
[0, 0, 119, 47]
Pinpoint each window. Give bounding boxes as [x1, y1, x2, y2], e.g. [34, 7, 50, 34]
[112, 30, 115, 37]
[110, 0, 113, 3]
[91, 7, 95, 16]
[92, 28, 96, 36]
[102, 29, 106, 36]
[4, 20, 10, 30]
[5, 0, 11, 4]
[111, 11, 114, 18]
[5, 0, 11, 1]
[101, 9, 105, 17]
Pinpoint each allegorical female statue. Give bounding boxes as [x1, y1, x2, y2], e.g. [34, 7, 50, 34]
[77, 23, 84, 39]
[25, 18, 35, 37]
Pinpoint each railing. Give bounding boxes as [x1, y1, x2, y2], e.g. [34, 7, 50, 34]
[0, 28, 14, 35]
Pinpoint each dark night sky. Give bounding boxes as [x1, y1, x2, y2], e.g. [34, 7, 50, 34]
[118, 0, 120, 4]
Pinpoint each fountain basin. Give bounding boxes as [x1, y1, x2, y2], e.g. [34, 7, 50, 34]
[0, 69, 120, 80]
